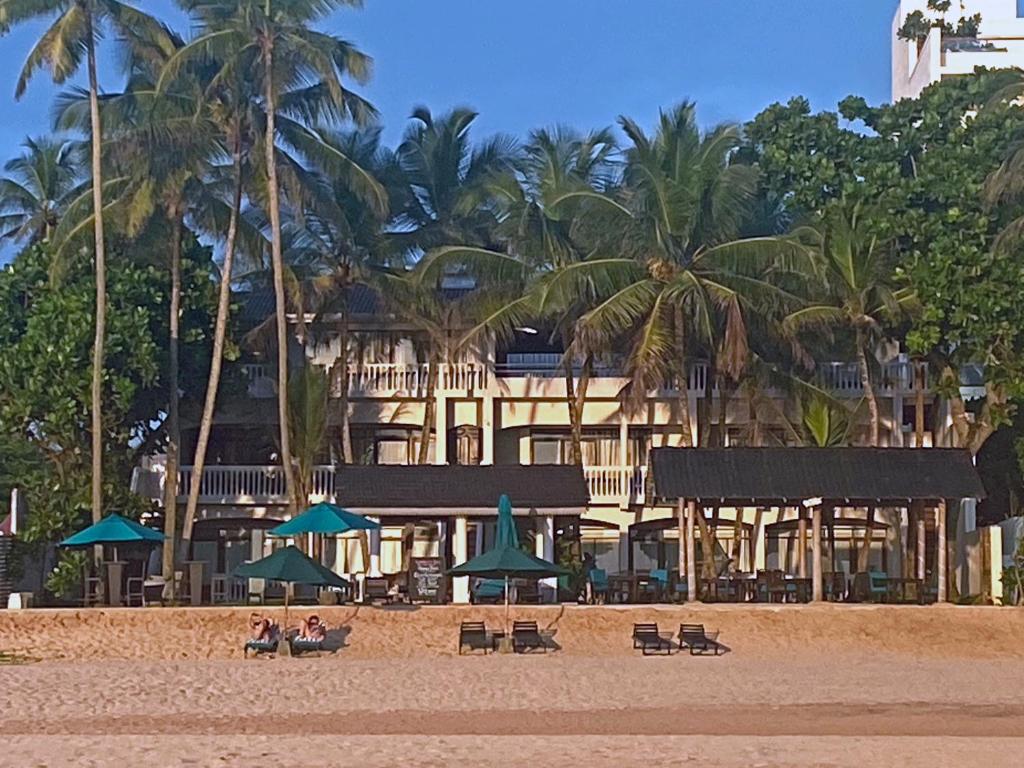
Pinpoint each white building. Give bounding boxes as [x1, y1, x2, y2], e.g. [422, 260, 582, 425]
[892, 0, 1024, 100]
[131, 284, 976, 604]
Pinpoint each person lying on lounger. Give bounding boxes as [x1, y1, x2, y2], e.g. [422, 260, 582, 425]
[298, 614, 327, 640]
[249, 612, 276, 642]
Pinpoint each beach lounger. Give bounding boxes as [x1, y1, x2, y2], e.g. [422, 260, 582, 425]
[678, 623, 723, 656]
[289, 622, 328, 656]
[244, 636, 279, 657]
[632, 622, 673, 655]
[458, 621, 492, 655]
[512, 620, 546, 653]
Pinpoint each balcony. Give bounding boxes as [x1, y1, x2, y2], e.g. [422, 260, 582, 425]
[158, 463, 646, 508]
[175, 465, 335, 505]
[242, 362, 487, 399]
[584, 465, 647, 506]
[815, 359, 927, 397]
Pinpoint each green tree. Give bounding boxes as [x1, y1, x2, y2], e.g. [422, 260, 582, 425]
[0, 0, 162, 528]
[0, 242, 215, 598]
[748, 73, 1024, 454]
[0, 136, 83, 244]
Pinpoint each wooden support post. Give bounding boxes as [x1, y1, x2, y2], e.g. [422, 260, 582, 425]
[797, 511, 808, 579]
[686, 500, 697, 602]
[937, 499, 947, 602]
[677, 498, 686, 588]
[812, 505, 823, 602]
[916, 511, 926, 581]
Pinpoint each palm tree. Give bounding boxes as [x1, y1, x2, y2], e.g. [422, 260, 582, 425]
[0, 136, 83, 244]
[0, 0, 162, 525]
[162, 0, 376, 510]
[396, 107, 518, 253]
[283, 126, 394, 465]
[783, 203, 914, 447]
[414, 126, 630, 466]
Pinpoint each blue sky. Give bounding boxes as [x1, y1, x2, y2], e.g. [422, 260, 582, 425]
[0, 0, 896, 152]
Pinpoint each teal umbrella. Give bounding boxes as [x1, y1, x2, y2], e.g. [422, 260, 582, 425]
[233, 545, 350, 625]
[495, 494, 519, 548]
[60, 513, 165, 548]
[269, 502, 380, 537]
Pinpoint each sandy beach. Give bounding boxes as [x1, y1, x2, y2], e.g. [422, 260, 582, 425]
[2, 604, 1023, 766]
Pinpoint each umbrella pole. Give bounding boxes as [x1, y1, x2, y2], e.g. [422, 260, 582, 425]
[504, 575, 510, 637]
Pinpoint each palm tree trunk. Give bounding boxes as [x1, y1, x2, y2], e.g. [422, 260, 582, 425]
[674, 303, 692, 447]
[338, 303, 353, 464]
[263, 40, 297, 507]
[855, 328, 880, 446]
[85, 16, 106, 528]
[180, 133, 243, 560]
[565, 353, 593, 466]
[418, 352, 439, 464]
[858, 504, 876, 572]
[161, 208, 183, 583]
[914, 359, 926, 447]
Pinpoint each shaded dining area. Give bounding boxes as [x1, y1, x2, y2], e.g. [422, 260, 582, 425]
[633, 447, 987, 605]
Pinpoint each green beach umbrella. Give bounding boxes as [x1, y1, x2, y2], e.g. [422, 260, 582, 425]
[60, 513, 165, 547]
[233, 545, 350, 625]
[495, 493, 519, 549]
[269, 502, 380, 537]
[450, 496, 567, 635]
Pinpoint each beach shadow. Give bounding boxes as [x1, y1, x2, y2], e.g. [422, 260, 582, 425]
[322, 625, 351, 653]
[539, 629, 562, 653]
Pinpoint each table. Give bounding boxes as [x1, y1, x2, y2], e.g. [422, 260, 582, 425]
[702, 576, 757, 602]
[886, 577, 924, 604]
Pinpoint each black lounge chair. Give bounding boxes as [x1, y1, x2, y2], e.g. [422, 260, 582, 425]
[632, 622, 673, 655]
[363, 577, 392, 605]
[244, 634, 279, 658]
[512, 621, 546, 653]
[289, 623, 328, 656]
[458, 621, 492, 655]
[678, 623, 723, 656]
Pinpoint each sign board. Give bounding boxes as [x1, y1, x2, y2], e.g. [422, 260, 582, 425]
[409, 557, 447, 603]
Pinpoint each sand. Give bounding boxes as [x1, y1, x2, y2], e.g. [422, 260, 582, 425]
[1, 604, 1023, 766]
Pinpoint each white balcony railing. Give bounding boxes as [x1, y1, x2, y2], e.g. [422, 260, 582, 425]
[170, 463, 646, 507]
[175, 465, 335, 504]
[816, 359, 927, 397]
[335, 362, 487, 397]
[584, 465, 647, 506]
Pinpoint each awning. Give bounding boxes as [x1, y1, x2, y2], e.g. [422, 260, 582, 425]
[335, 465, 589, 517]
[651, 447, 986, 505]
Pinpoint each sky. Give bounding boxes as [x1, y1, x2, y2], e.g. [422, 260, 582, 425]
[0, 0, 896, 153]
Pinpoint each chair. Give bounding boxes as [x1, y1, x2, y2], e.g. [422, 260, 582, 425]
[363, 577, 392, 605]
[472, 578, 504, 604]
[852, 571, 888, 602]
[512, 620, 546, 653]
[83, 576, 104, 607]
[632, 622, 673, 655]
[516, 581, 541, 604]
[211, 574, 230, 604]
[587, 568, 610, 604]
[823, 572, 847, 602]
[244, 626, 281, 658]
[289, 622, 328, 656]
[458, 621, 492, 655]
[648, 569, 669, 601]
[678, 623, 723, 656]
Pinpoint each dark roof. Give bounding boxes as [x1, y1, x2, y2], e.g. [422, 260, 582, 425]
[238, 284, 384, 327]
[650, 448, 985, 503]
[335, 465, 589, 509]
